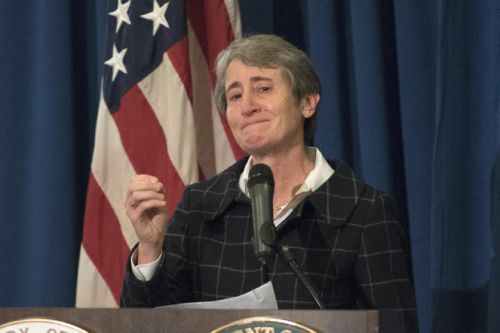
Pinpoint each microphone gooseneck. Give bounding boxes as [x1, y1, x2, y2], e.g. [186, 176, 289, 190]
[277, 245, 326, 310]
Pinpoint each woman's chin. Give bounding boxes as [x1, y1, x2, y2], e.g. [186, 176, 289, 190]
[240, 139, 271, 156]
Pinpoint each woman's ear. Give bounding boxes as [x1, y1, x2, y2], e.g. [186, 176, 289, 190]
[302, 93, 320, 118]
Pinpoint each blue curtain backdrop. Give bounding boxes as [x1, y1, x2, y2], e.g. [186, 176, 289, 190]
[0, 2, 102, 305]
[1, 1, 499, 332]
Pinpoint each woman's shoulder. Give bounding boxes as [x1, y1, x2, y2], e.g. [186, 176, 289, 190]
[187, 156, 249, 192]
[324, 159, 393, 205]
[176, 156, 249, 221]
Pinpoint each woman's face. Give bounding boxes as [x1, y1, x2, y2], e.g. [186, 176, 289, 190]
[224, 59, 318, 157]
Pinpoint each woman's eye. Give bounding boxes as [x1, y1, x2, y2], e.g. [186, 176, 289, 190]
[229, 93, 241, 101]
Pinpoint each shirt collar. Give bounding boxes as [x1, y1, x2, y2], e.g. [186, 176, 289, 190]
[238, 147, 334, 197]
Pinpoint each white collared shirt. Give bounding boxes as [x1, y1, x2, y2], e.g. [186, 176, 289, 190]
[239, 147, 334, 226]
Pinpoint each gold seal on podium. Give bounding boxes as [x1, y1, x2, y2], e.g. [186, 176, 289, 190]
[0, 318, 88, 333]
[211, 316, 318, 333]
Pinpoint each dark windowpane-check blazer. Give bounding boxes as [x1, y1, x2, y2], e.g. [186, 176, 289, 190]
[121, 158, 418, 332]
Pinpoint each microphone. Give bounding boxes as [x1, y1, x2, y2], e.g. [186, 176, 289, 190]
[248, 163, 276, 266]
[248, 163, 325, 308]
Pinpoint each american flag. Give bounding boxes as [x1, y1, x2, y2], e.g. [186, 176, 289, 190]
[76, 0, 245, 307]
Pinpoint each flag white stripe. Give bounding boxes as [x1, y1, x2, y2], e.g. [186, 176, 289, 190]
[76, 246, 119, 307]
[91, 96, 138, 249]
[224, 0, 242, 38]
[138, 54, 199, 185]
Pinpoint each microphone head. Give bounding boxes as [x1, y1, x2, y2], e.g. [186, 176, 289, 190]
[248, 163, 274, 188]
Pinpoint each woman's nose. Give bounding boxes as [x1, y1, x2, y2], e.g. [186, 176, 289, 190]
[241, 92, 259, 115]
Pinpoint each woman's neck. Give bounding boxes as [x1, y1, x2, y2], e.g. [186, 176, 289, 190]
[251, 145, 315, 209]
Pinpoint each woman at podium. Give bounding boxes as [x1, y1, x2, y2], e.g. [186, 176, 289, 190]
[121, 34, 418, 333]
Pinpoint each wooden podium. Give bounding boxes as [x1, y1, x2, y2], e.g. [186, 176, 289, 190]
[0, 308, 403, 332]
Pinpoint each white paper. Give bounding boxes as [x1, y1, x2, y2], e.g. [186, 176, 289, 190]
[159, 281, 278, 309]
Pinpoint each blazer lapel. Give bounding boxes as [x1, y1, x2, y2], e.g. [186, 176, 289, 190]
[279, 160, 367, 230]
[200, 158, 249, 223]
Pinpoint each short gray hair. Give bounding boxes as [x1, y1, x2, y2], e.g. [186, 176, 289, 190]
[214, 34, 321, 145]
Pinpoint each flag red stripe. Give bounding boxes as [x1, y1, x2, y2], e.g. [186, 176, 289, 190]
[187, 0, 246, 161]
[82, 173, 130, 304]
[112, 86, 185, 217]
[187, 0, 234, 86]
[167, 37, 193, 102]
